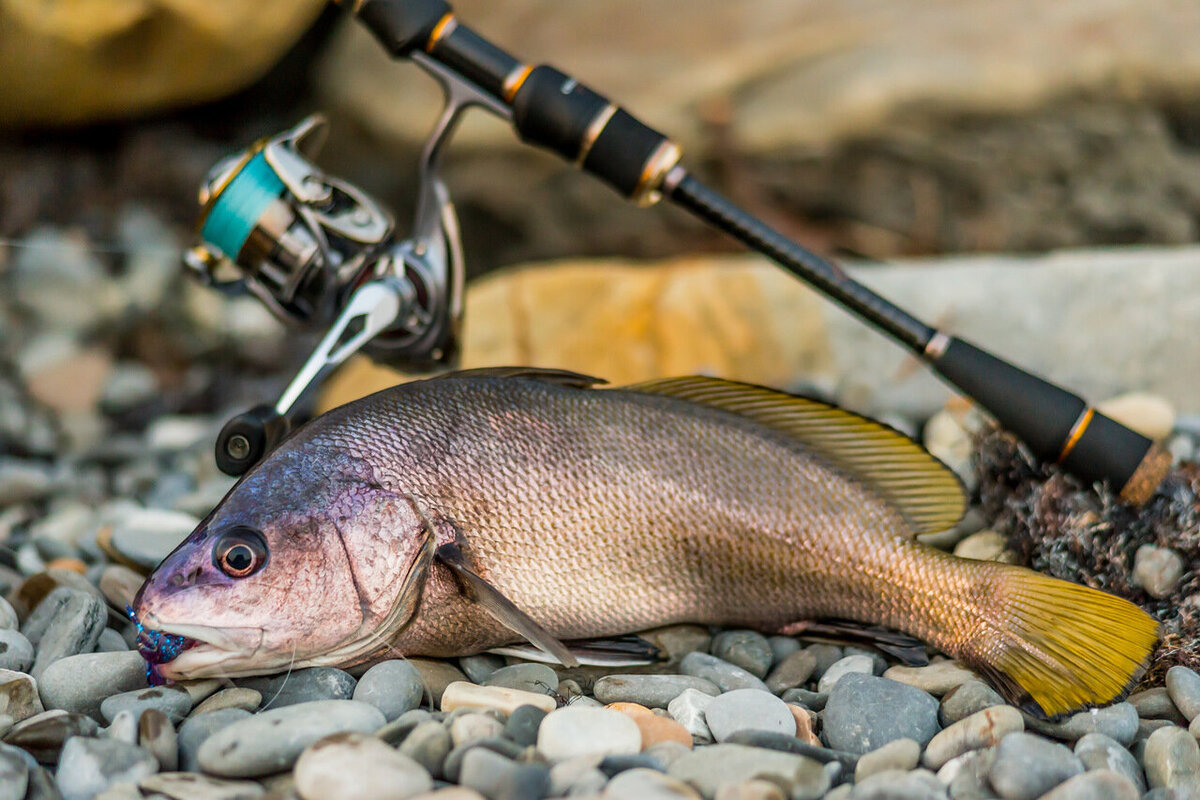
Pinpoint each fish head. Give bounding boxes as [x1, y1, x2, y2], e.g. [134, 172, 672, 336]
[132, 442, 434, 681]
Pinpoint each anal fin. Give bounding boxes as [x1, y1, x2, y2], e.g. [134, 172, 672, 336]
[436, 542, 579, 668]
[490, 635, 663, 667]
[781, 619, 930, 666]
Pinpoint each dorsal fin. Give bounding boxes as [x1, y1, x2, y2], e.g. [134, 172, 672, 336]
[624, 376, 966, 535]
[438, 366, 606, 389]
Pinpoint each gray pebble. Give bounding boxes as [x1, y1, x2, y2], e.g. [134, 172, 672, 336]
[237, 667, 356, 710]
[1025, 702, 1138, 746]
[137, 772, 265, 800]
[100, 686, 192, 725]
[104, 709, 139, 745]
[848, 768, 947, 799]
[822, 673, 941, 756]
[459, 653, 506, 684]
[375, 708, 432, 746]
[1036, 769, 1141, 800]
[817, 655, 876, 694]
[704, 688, 795, 743]
[988, 731, 1083, 799]
[482, 663, 559, 695]
[1132, 545, 1185, 599]
[768, 636, 801, 666]
[781, 688, 827, 710]
[503, 704, 547, 747]
[176, 708, 252, 773]
[923, 706, 1023, 770]
[1130, 688, 1187, 724]
[711, 630, 774, 679]
[450, 712, 504, 747]
[55, 737, 158, 800]
[854, 738, 921, 782]
[604, 767, 699, 799]
[293, 731, 433, 800]
[1075, 733, 1145, 793]
[26, 588, 106, 679]
[107, 508, 198, 570]
[679, 652, 770, 693]
[538, 707, 642, 762]
[461, 747, 550, 800]
[36, 649, 147, 722]
[938, 680, 1005, 726]
[668, 744, 830, 800]
[668, 688, 715, 744]
[645, 625, 712, 662]
[0, 598, 16, 631]
[2, 710, 99, 764]
[21, 766, 60, 800]
[765, 650, 818, 695]
[136, 709, 177, 772]
[934, 747, 996, 799]
[1166, 666, 1200, 722]
[0, 629, 33, 673]
[397, 720, 452, 778]
[94, 629, 129, 654]
[352, 659, 424, 721]
[0, 742, 29, 800]
[593, 674, 720, 708]
[191, 688, 262, 716]
[549, 756, 607, 797]
[805, 644, 843, 679]
[197, 699, 385, 778]
[0, 669, 42, 724]
[1143, 725, 1200, 793]
[442, 737, 525, 783]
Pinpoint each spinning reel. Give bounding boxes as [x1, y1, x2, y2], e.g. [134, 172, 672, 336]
[189, 0, 1170, 506]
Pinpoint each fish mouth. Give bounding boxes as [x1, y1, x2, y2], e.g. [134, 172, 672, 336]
[128, 605, 265, 683]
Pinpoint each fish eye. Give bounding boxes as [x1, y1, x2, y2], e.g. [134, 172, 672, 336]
[213, 527, 268, 579]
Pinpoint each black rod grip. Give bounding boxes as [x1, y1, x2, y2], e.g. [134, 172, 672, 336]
[431, 24, 521, 99]
[357, 0, 451, 57]
[930, 336, 1154, 490]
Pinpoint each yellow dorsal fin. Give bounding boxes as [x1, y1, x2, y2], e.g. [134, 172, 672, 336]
[624, 376, 966, 535]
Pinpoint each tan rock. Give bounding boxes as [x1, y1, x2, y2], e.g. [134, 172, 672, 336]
[627, 712, 694, 750]
[0, 0, 326, 126]
[409, 659, 468, 706]
[440, 681, 557, 715]
[1097, 392, 1176, 441]
[953, 531, 1012, 563]
[786, 704, 821, 747]
[25, 347, 111, 413]
[882, 661, 978, 695]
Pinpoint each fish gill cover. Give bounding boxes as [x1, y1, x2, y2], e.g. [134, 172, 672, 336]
[975, 426, 1200, 684]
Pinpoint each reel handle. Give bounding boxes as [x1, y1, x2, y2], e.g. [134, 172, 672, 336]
[215, 406, 292, 477]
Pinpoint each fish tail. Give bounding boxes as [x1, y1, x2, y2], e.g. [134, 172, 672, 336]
[955, 564, 1158, 720]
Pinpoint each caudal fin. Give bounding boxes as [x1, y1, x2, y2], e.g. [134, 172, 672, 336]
[966, 567, 1158, 720]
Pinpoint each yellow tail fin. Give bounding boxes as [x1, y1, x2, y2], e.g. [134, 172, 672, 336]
[967, 567, 1159, 720]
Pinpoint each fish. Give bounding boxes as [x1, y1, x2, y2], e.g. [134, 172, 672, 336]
[131, 368, 1159, 719]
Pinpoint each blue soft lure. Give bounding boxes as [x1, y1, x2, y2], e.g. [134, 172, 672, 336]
[127, 605, 192, 685]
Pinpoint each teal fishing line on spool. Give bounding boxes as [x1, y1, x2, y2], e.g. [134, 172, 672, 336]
[200, 153, 285, 260]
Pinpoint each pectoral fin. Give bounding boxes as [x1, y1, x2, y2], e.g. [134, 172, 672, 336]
[781, 619, 930, 666]
[490, 635, 663, 667]
[435, 542, 579, 668]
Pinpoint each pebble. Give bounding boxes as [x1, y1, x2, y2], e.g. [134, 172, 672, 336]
[137, 709, 177, 771]
[294, 731, 433, 800]
[97, 566, 143, 611]
[1096, 392, 1175, 441]
[781, 688, 827, 710]
[1035, 769, 1140, 800]
[483, 663, 559, 695]
[953, 529, 1012, 562]
[710, 630, 774, 679]
[502, 704, 546, 747]
[197, 700, 386, 778]
[667, 744, 830, 800]
[0, 599, 16, 631]
[2, 710, 98, 763]
[703, 689, 795, 743]
[0, 743, 28, 800]
[1166, 665, 1200, 722]
[1132, 545, 1185, 599]
[626, 710, 694, 749]
[0, 460, 54, 508]
[449, 713, 504, 747]
[667, 688, 715, 744]
[55, 737, 158, 800]
[805, 645, 843, 679]
[537, 707, 642, 761]
[764, 650, 818, 695]
[680, 652, 770, 693]
[1129, 687, 1186, 724]
[605, 767, 700, 799]
[26, 588, 106, 679]
[138, 772, 266, 800]
[935, 747, 996, 799]
[593, 674, 720, 708]
[409, 659, 469, 706]
[767, 636, 801, 665]
[192, 688, 262, 716]
[922, 705, 1023, 770]
[713, 780, 783, 800]
[938, 680, 1005, 725]
[95, 629, 129, 654]
[1074, 733, 1146, 793]
[442, 737, 525, 783]
[1143, 725, 1200, 792]
[459, 747, 550, 800]
[440, 681, 557, 715]
[37, 649, 148, 721]
[237, 667, 356, 710]
[106, 709, 139, 745]
[848, 768, 946, 800]
[104, 508, 198, 570]
[397, 720, 452, 778]
[881, 661, 977, 696]
[100, 686, 193, 724]
[988, 731, 1084, 799]
[817, 655, 876, 694]
[177, 709, 252, 773]
[458, 654, 505, 684]
[823, 674, 941, 755]
[645, 625, 712, 662]
[1024, 702, 1138, 745]
[854, 738, 921, 782]
[0, 668, 43, 723]
[353, 660, 424, 721]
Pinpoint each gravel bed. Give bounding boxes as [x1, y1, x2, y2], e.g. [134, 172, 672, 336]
[2, 221, 1199, 798]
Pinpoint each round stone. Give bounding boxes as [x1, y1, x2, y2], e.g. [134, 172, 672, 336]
[1035, 770, 1140, 800]
[816, 655, 875, 694]
[604, 768, 700, 799]
[396, 720, 452, 778]
[177, 708, 252, 773]
[197, 700, 386, 778]
[237, 667, 356, 710]
[1166, 665, 1200, 722]
[352, 660, 424, 721]
[192, 688, 262, 716]
[593, 674, 720, 708]
[458, 654, 505, 684]
[460, 747, 551, 800]
[37, 651, 148, 721]
[502, 704, 547, 747]
[923, 706, 1024, 770]
[1142, 725, 1200, 792]
[988, 731, 1084, 799]
[711, 630, 774, 679]
[449, 713, 505, 747]
[55, 737, 158, 800]
[1025, 703, 1138, 746]
[764, 650, 818, 695]
[294, 731, 433, 800]
[703, 689, 796, 743]
[881, 661, 977, 695]
[0, 744, 28, 800]
[100, 686, 193, 725]
[0, 630, 33, 673]
[679, 652, 769, 693]
[938, 680, 1006, 726]
[855, 738, 921, 782]
[667, 688, 714, 745]
[1132, 545, 1184, 599]
[482, 663, 559, 695]
[537, 707, 642, 762]
[822, 673, 941, 756]
[2, 710, 98, 763]
[1074, 733, 1145, 793]
[0, 669, 43, 723]
[667, 744, 830, 799]
[440, 682, 556, 715]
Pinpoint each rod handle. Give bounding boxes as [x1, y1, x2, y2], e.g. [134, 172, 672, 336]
[215, 405, 292, 477]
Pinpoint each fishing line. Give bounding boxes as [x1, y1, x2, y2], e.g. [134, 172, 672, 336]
[261, 641, 298, 711]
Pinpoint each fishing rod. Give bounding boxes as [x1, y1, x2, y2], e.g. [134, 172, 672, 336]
[187, 0, 1169, 506]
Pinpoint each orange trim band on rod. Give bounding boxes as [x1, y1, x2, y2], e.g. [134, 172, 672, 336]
[425, 12, 457, 52]
[1057, 406, 1095, 463]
